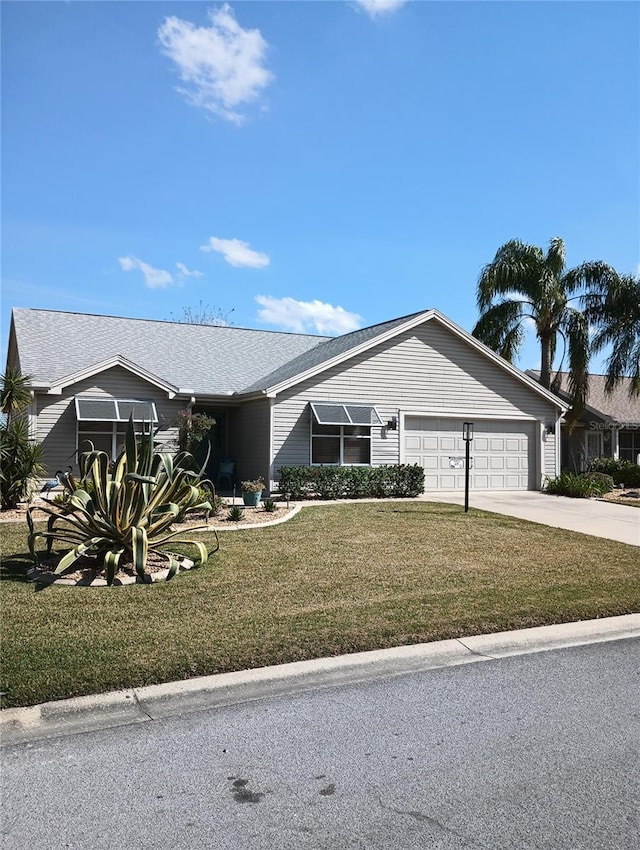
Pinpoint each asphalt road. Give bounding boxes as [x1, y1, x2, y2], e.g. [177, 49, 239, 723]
[2, 639, 639, 850]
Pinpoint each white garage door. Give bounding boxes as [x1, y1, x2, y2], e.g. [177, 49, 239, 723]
[404, 417, 536, 491]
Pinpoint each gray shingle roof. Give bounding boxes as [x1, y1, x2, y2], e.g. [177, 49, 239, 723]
[11, 309, 330, 396]
[528, 371, 640, 424]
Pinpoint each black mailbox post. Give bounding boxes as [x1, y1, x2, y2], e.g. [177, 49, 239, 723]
[462, 422, 474, 512]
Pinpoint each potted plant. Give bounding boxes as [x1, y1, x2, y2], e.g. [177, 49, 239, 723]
[241, 477, 264, 507]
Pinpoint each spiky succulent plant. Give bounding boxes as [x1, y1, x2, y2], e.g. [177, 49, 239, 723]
[27, 417, 218, 584]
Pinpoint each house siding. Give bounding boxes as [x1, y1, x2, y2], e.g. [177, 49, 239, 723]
[35, 367, 183, 476]
[544, 429, 556, 481]
[272, 321, 559, 485]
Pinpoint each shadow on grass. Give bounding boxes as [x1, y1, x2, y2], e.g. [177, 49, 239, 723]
[0, 552, 31, 583]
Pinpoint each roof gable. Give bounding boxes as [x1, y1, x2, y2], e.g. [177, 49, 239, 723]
[247, 309, 568, 412]
[46, 356, 180, 396]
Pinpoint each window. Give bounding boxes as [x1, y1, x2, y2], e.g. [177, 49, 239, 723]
[74, 398, 157, 423]
[75, 397, 158, 459]
[310, 403, 382, 466]
[619, 429, 640, 463]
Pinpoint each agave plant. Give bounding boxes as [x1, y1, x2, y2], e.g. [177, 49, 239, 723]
[27, 418, 218, 585]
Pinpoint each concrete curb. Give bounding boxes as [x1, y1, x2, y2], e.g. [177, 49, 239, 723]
[2, 613, 638, 747]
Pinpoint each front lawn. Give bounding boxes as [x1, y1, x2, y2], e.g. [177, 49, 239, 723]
[1, 501, 638, 709]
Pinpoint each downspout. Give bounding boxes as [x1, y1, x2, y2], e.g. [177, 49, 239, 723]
[539, 422, 545, 490]
[268, 396, 275, 494]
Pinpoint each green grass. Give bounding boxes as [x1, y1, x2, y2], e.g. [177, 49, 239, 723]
[1, 501, 639, 709]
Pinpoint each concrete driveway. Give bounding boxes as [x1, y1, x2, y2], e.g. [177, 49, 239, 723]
[422, 490, 639, 546]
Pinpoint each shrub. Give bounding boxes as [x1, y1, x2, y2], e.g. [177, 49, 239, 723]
[227, 505, 243, 522]
[583, 471, 614, 492]
[588, 457, 640, 487]
[277, 464, 425, 500]
[545, 472, 612, 498]
[196, 484, 224, 516]
[177, 410, 216, 454]
[27, 418, 218, 585]
[0, 368, 46, 510]
[262, 498, 277, 513]
[0, 418, 45, 510]
[241, 478, 265, 493]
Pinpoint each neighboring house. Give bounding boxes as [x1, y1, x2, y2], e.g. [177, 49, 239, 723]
[527, 371, 640, 471]
[6, 307, 568, 493]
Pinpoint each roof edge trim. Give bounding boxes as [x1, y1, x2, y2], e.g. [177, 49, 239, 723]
[47, 356, 180, 398]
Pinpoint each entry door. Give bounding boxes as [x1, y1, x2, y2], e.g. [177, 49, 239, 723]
[585, 431, 603, 463]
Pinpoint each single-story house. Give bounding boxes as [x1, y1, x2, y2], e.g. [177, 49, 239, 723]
[6, 307, 568, 493]
[526, 371, 640, 471]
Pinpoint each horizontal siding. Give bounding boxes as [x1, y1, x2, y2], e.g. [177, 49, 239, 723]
[35, 367, 183, 477]
[273, 321, 559, 478]
[544, 431, 557, 479]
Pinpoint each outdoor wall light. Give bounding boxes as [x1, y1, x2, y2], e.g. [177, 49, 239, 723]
[386, 416, 398, 430]
[545, 424, 555, 436]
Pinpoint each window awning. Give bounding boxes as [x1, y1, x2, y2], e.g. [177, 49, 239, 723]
[310, 402, 383, 426]
[74, 397, 158, 423]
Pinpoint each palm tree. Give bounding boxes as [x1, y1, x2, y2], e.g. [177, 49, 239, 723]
[1, 366, 33, 419]
[584, 273, 640, 396]
[472, 237, 618, 425]
[0, 368, 45, 509]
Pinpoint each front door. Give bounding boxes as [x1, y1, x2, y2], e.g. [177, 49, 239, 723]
[585, 430, 603, 464]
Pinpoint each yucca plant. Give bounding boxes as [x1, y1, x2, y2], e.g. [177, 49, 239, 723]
[27, 417, 218, 585]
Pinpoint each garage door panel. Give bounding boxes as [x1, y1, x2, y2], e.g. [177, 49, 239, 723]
[404, 417, 536, 491]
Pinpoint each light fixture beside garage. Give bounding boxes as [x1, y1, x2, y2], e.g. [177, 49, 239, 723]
[386, 416, 398, 431]
[462, 422, 474, 512]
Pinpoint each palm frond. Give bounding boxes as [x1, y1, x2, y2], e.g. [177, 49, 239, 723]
[472, 299, 526, 362]
[477, 240, 543, 312]
[564, 261, 619, 297]
[545, 236, 566, 280]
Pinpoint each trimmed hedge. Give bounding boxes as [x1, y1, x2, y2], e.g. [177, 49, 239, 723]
[588, 458, 640, 487]
[277, 464, 425, 500]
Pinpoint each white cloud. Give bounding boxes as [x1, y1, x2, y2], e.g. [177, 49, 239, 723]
[118, 256, 173, 289]
[200, 236, 270, 268]
[354, 0, 408, 19]
[157, 4, 273, 124]
[255, 295, 363, 335]
[175, 262, 203, 279]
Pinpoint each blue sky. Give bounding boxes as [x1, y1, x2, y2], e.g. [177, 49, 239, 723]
[2, 0, 638, 374]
